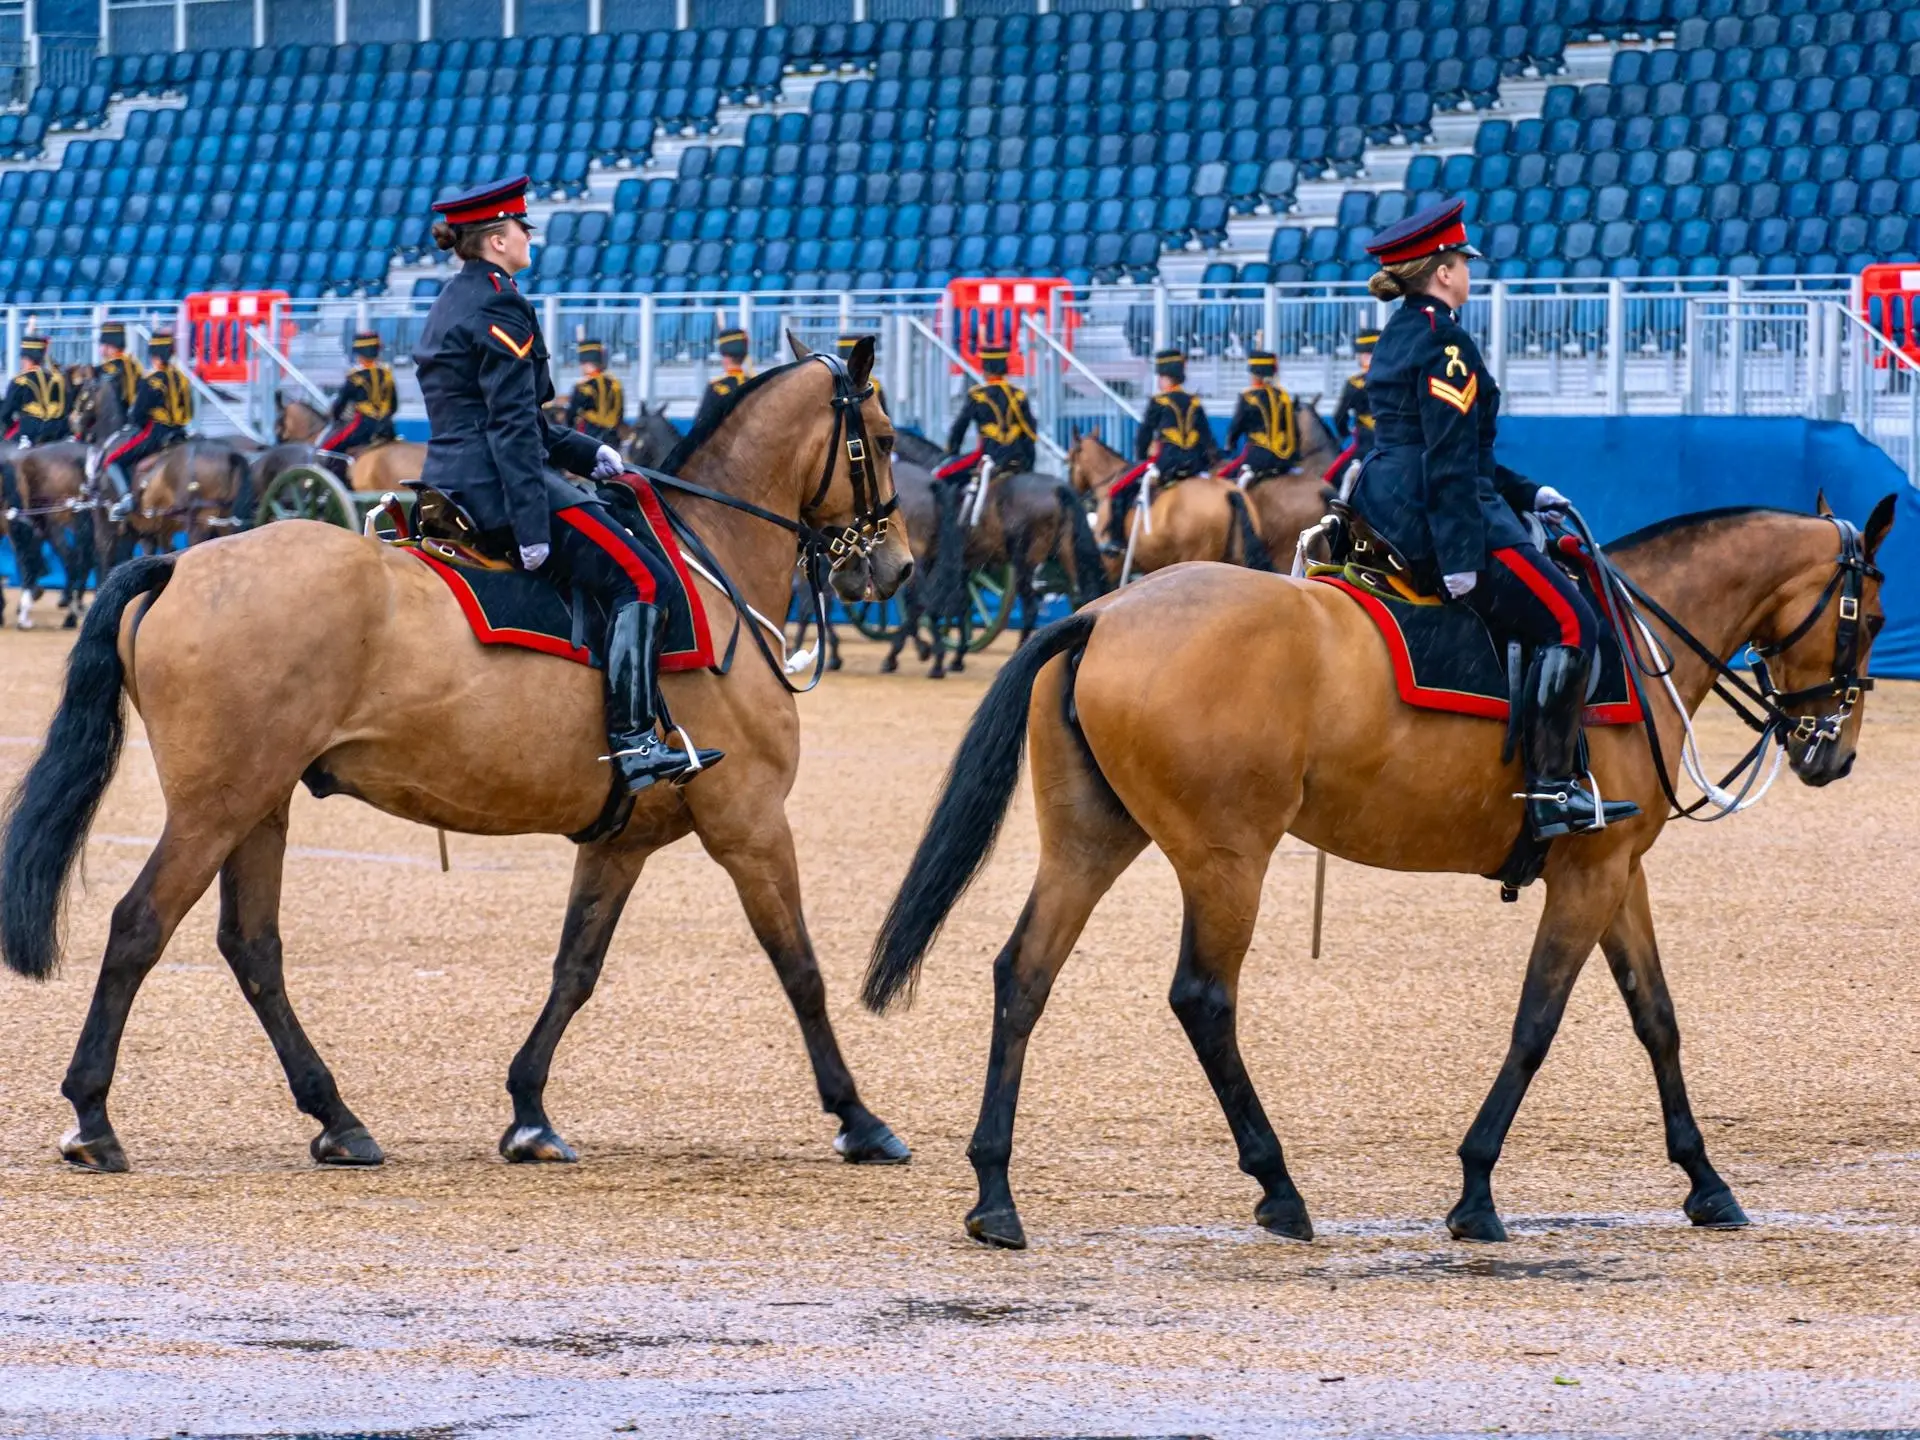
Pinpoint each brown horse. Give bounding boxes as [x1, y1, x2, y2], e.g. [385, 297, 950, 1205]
[1, 340, 914, 1179]
[91, 439, 254, 573]
[2, 442, 95, 629]
[1067, 431, 1274, 580]
[1238, 399, 1344, 569]
[346, 440, 428, 493]
[277, 395, 424, 492]
[275, 395, 328, 443]
[865, 500, 1896, 1248]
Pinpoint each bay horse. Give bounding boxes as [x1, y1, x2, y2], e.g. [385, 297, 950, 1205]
[275, 395, 328, 443]
[1237, 399, 1344, 568]
[1, 340, 914, 1179]
[2, 442, 95, 629]
[278, 396, 425, 493]
[1068, 431, 1275, 580]
[621, 400, 682, 470]
[346, 440, 427, 493]
[89, 438, 254, 574]
[865, 500, 1896, 1248]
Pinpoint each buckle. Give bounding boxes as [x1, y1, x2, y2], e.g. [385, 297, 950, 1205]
[846, 437, 866, 463]
[1792, 715, 1817, 741]
[1845, 685, 1861, 707]
[1840, 595, 1859, 621]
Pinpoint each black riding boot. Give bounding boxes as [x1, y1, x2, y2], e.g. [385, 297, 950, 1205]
[1104, 479, 1139, 549]
[605, 602, 724, 794]
[1520, 644, 1641, 840]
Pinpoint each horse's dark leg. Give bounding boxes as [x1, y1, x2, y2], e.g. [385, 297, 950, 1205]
[1600, 863, 1747, 1228]
[1448, 856, 1630, 1241]
[1168, 867, 1314, 1240]
[950, 593, 972, 674]
[927, 609, 948, 679]
[216, 803, 380, 1165]
[882, 585, 914, 673]
[60, 826, 237, 1172]
[824, 614, 841, 670]
[967, 809, 1148, 1248]
[697, 806, 908, 1164]
[501, 842, 649, 1163]
[1012, 533, 1040, 648]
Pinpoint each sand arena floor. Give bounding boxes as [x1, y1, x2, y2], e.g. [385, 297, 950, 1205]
[0, 621, 1918, 1439]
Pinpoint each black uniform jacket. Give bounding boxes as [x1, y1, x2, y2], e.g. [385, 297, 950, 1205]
[131, 365, 193, 431]
[1, 367, 70, 444]
[414, 259, 600, 550]
[567, 371, 624, 442]
[1224, 381, 1297, 473]
[1332, 372, 1374, 453]
[944, 378, 1038, 473]
[692, 370, 745, 433]
[1350, 292, 1538, 577]
[331, 362, 397, 423]
[1134, 388, 1217, 477]
[102, 354, 140, 413]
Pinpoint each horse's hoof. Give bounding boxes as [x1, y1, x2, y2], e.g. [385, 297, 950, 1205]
[1256, 1192, 1315, 1242]
[1686, 1185, 1750, 1229]
[310, 1124, 385, 1167]
[1446, 1202, 1508, 1243]
[828, 655, 843, 671]
[834, 1118, 911, 1165]
[499, 1124, 579, 1164]
[880, 657, 898, 673]
[60, 1127, 128, 1173]
[928, 668, 946, 680]
[62, 612, 77, 630]
[15, 617, 32, 632]
[965, 1204, 1027, 1250]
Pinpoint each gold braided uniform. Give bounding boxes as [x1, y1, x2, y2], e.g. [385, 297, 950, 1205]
[1225, 380, 1299, 477]
[566, 371, 625, 446]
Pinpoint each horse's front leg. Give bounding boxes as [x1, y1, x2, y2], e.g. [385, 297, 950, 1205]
[501, 840, 651, 1163]
[1448, 848, 1632, 1241]
[692, 791, 908, 1163]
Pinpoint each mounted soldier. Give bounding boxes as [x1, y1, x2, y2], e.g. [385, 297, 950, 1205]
[100, 330, 192, 521]
[97, 321, 140, 420]
[935, 346, 1038, 517]
[317, 331, 398, 456]
[1220, 350, 1297, 485]
[1104, 348, 1217, 549]
[565, 338, 624, 447]
[1326, 328, 1377, 488]
[1, 336, 71, 446]
[692, 326, 751, 432]
[414, 175, 720, 794]
[1348, 198, 1635, 840]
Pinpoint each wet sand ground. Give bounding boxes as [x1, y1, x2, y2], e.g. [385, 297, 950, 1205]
[1, 624, 1918, 1439]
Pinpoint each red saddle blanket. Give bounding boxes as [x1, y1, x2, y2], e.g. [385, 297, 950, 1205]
[1311, 535, 1643, 726]
[411, 476, 716, 673]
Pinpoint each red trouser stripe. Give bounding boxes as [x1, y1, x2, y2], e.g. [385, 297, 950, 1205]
[935, 448, 982, 480]
[1321, 440, 1357, 485]
[105, 422, 154, 467]
[1493, 546, 1582, 648]
[1107, 460, 1151, 496]
[319, 415, 372, 451]
[556, 505, 657, 603]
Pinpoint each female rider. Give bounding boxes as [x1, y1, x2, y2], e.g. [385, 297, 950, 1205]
[413, 176, 720, 793]
[1348, 199, 1636, 839]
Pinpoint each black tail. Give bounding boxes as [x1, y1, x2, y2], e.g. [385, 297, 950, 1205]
[228, 447, 256, 526]
[1, 555, 173, 979]
[923, 477, 970, 621]
[1054, 483, 1111, 606]
[864, 609, 1098, 1013]
[1224, 488, 1276, 572]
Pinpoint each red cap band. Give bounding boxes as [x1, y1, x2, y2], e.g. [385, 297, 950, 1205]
[1372, 217, 1470, 265]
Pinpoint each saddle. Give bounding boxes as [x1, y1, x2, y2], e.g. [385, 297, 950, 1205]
[386, 481, 715, 674]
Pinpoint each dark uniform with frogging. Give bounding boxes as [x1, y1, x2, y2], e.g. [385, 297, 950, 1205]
[319, 331, 398, 454]
[414, 175, 719, 793]
[938, 346, 1038, 484]
[1350, 199, 1635, 838]
[1105, 348, 1217, 547]
[1326, 329, 1377, 484]
[565, 338, 625, 447]
[1, 336, 71, 445]
[693, 326, 751, 432]
[1221, 350, 1297, 481]
[102, 330, 193, 513]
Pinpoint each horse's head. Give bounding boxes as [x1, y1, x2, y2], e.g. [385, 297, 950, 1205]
[1067, 430, 1118, 496]
[788, 334, 913, 603]
[1751, 494, 1897, 787]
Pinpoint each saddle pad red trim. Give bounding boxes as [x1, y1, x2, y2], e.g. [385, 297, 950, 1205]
[416, 550, 592, 665]
[607, 474, 717, 673]
[1314, 574, 1643, 726]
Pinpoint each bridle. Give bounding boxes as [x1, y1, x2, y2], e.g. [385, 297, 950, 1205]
[1581, 511, 1881, 819]
[634, 352, 899, 695]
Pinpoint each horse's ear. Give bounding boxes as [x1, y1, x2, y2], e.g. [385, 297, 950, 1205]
[1865, 492, 1898, 560]
[1815, 489, 1834, 517]
[786, 330, 812, 360]
[844, 334, 876, 386]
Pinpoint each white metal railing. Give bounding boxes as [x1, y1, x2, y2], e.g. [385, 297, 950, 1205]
[1022, 311, 1139, 460]
[1839, 308, 1920, 488]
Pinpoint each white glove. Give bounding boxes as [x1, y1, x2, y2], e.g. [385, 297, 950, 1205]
[591, 444, 625, 480]
[519, 543, 550, 571]
[1532, 485, 1571, 512]
[1443, 570, 1477, 598]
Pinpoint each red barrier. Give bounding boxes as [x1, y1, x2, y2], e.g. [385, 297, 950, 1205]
[183, 291, 293, 382]
[1859, 263, 1920, 367]
[946, 277, 1079, 376]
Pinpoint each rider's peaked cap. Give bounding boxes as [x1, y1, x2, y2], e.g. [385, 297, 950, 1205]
[99, 320, 126, 346]
[352, 330, 381, 356]
[20, 335, 48, 359]
[577, 338, 606, 361]
[1154, 348, 1186, 379]
[1248, 350, 1277, 373]
[980, 345, 1010, 374]
[1363, 198, 1482, 264]
[433, 175, 534, 229]
[717, 328, 748, 359]
[147, 331, 175, 358]
[1355, 329, 1381, 350]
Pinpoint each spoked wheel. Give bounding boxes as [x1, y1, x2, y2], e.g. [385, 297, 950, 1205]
[259, 464, 356, 529]
[850, 597, 906, 640]
[962, 560, 1017, 652]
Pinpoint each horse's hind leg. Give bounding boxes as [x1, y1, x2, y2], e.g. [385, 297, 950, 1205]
[1447, 853, 1631, 1242]
[217, 803, 381, 1166]
[1600, 863, 1747, 1229]
[1166, 861, 1314, 1240]
[697, 804, 909, 1164]
[60, 826, 238, 1171]
[501, 841, 649, 1163]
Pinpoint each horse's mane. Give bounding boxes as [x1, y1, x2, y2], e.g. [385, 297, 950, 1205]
[662, 359, 803, 474]
[1602, 505, 1803, 557]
